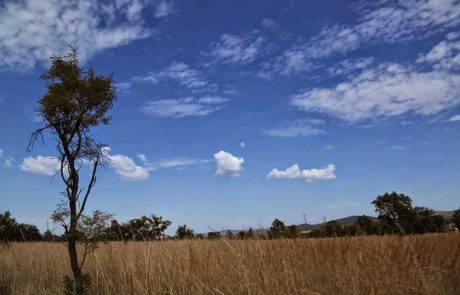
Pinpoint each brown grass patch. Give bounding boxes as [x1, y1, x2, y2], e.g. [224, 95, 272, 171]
[1, 233, 459, 294]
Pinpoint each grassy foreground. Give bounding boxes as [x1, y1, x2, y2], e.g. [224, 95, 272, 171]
[0, 233, 459, 295]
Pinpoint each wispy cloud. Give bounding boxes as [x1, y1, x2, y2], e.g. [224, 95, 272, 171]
[267, 164, 336, 182]
[291, 60, 460, 122]
[272, 0, 460, 75]
[134, 62, 216, 92]
[207, 32, 265, 65]
[141, 96, 228, 118]
[0, 0, 154, 71]
[137, 154, 212, 171]
[154, 0, 175, 18]
[265, 119, 325, 137]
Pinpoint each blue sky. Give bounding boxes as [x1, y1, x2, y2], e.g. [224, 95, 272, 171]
[1, 0, 460, 233]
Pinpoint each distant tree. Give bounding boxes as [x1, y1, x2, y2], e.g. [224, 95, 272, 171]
[413, 207, 445, 233]
[195, 233, 205, 240]
[122, 215, 172, 241]
[43, 230, 60, 242]
[324, 221, 343, 237]
[0, 211, 18, 243]
[270, 219, 287, 239]
[225, 230, 234, 239]
[343, 224, 357, 236]
[0, 211, 42, 242]
[28, 47, 116, 294]
[17, 223, 42, 241]
[104, 219, 123, 241]
[207, 231, 221, 239]
[176, 224, 194, 240]
[453, 208, 460, 230]
[355, 215, 377, 235]
[372, 192, 417, 234]
[287, 225, 299, 238]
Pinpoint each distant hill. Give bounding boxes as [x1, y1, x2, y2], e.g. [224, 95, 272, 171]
[297, 215, 379, 231]
[213, 210, 456, 235]
[433, 210, 455, 220]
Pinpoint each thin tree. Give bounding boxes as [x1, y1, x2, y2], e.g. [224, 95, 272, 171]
[28, 48, 116, 294]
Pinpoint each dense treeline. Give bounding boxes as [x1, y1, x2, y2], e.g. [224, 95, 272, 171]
[1, 192, 459, 243]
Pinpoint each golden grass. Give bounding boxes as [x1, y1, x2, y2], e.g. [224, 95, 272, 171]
[1, 233, 459, 295]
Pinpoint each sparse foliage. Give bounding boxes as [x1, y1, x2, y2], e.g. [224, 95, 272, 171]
[29, 47, 117, 294]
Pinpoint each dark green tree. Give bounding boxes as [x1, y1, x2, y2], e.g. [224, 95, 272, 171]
[453, 208, 460, 230]
[176, 224, 194, 240]
[207, 231, 221, 239]
[225, 230, 234, 239]
[372, 192, 417, 234]
[355, 215, 377, 235]
[324, 221, 343, 237]
[413, 207, 445, 233]
[287, 224, 299, 238]
[28, 48, 117, 294]
[269, 219, 288, 239]
[122, 215, 172, 241]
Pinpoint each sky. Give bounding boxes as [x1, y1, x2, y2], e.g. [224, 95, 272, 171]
[1, 0, 460, 233]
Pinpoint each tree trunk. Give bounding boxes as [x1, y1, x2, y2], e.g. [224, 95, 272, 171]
[69, 184, 83, 294]
[68, 238, 83, 292]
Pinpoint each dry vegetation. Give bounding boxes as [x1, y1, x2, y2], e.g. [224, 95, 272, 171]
[1, 233, 459, 295]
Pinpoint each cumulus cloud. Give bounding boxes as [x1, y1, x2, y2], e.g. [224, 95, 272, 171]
[0, 0, 156, 71]
[19, 156, 60, 176]
[208, 33, 264, 65]
[267, 164, 336, 182]
[273, 0, 460, 75]
[290, 62, 460, 122]
[134, 62, 215, 92]
[265, 119, 325, 137]
[107, 153, 149, 181]
[141, 96, 228, 118]
[214, 151, 244, 177]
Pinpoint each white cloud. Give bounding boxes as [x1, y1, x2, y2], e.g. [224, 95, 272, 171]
[108, 154, 149, 181]
[0, 149, 3, 158]
[213, 151, 244, 177]
[19, 156, 60, 176]
[154, 0, 175, 18]
[417, 32, 460, 70]
[134, 62, 214, 92]
[273, 0, 460, 75]
[137, 153, 211, 171]
[0, 0, 153, 71]
[265, 119, 325, 137]
[325, 144, 335, 150]
[291, 62, 460, 122]
[141, 96, 228, 118]
[267, 164, 336, 182]
[208, 33, 264, 65]
[240, 142, 246, 148]
[449, 114, 460, 122]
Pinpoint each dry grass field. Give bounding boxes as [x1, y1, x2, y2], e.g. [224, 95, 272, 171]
[1, 233, 459, 295]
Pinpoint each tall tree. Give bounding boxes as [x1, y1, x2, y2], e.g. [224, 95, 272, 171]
[372, 192, 417, 234]
[29, 48, 116, 294]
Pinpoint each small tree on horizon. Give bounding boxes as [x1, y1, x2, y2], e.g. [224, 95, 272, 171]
[29, 47, 117, 294]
